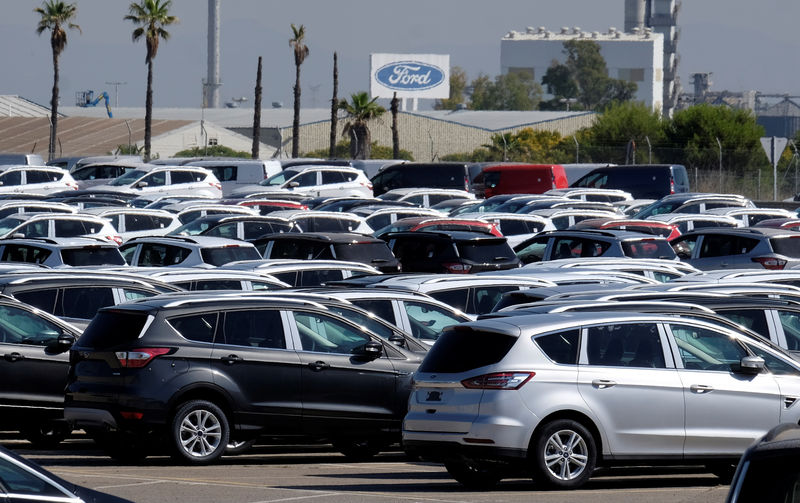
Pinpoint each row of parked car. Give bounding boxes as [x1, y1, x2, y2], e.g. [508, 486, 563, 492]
[0, 154, 799, 496]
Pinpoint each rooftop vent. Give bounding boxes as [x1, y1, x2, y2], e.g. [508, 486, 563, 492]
[560, 27, 569, 34]
[526, 26, 535, 34]
[573, 26, 581, 34]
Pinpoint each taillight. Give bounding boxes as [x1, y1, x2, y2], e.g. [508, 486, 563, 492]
[752, 256, 787, 270]
[443, 262, 471, 274]
[464, 175, 469, 191]
[211, 182, 222, 190]
[115, 348, 171, 368]
[67, 181, 79, 190]
[669, 176, 675, 194]
[107, 235, 123, 245]
[461, 372, 535, 390]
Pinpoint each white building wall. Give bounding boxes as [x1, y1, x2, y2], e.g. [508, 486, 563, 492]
[501, 28, 663, 112]
[149, 121, 276, 159]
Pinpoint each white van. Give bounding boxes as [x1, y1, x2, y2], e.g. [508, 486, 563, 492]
[185, 160, 281, 197]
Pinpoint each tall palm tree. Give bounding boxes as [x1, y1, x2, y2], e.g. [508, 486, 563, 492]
[124, 0, 178, 161]
[35, 1, 80, 162]
[289, 24, 309, 158]
[338, 92, 386, 160]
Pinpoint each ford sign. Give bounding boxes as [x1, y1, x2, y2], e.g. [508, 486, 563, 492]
[375, 61, 445, 91]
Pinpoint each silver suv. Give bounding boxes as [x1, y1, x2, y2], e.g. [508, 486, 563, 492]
[403, 312, 800, 489]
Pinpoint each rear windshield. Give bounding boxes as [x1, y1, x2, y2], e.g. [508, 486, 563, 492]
[419, 326, 518, 373]
[77, 310, 149, 349]
[61, 247, 127, 266]
[456, 240, 516, 262]
[334, 242, 396, 262]
[200, 246, 261, 266]
[770, 237, 800, 258]
[621, 239, 676, 259]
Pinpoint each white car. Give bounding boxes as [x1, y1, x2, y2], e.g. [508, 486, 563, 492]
[80, 207, 181, 242]
[91, 165, 222, 199]
[0, 213, 121, 244]
[229, 166, 373, 198]
[0, 165, 78, 195]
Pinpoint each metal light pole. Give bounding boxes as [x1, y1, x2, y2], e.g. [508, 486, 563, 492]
[105, 81, 127, 108]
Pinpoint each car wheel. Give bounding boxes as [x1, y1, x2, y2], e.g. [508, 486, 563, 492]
[332, 439, 385, 461]
[225, 438, 256, 455]
[444, 459, 502, 490]
[170, 400, 229, 464]
[20, 423, 70, 449]
[531, 419, 596, 489]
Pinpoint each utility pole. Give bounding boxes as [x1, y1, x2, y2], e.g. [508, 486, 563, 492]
[105, 81, 127, 108]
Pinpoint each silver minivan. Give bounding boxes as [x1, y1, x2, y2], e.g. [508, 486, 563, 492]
[404, 312, 800, 489]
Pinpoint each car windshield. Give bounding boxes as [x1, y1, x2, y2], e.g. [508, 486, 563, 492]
[61, 247, 127, 266]
[632, 201, 681, 219]
[0, 216, 24, 236]
[168, 219, 214, 236]
[109, 169, 147, 187]
[419, 326, 518, 373]
[259, 171, 293, 187]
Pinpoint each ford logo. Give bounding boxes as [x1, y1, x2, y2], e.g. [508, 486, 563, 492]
[375, 61, 445, 91]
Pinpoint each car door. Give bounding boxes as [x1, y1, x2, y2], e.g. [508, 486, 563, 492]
[286, 310, 400, 435]
[0, 170, 23, 194]
[209, 309, 302, 432]
[318, 171, 349, 197]
[665, 322, 781, 456]
[0, 304, 73, 414]
[577, 321, 685, 456]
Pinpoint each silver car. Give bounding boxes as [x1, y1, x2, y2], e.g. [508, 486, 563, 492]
[403, 312, 800, 489]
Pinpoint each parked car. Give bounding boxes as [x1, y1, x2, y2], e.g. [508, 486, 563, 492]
[91, 165, 223, 199]
[570, 217, 681, 240]
[184, 159, 282, 196]
[169, 214, 300, 240]
[268, 210, 372, 234]
[119, 235, 261, 268]
[70, 160, 149, 190]
[81, 207, 181, 241]
[545, 187, 633, 203]
[0, 153, 45, 166]
[404, 312, 800, 489]
[462, 212, 555, 247]
[571, 164, 690, 199]
[229, 165, 372, 199]
[670, 227, 800, 270]
[65, 294, 423, 463]
[0, 237, 127, 268]
[377, 188, 476, 208]
[521, 208, 621, 229]
[222, 259, 381, 287]
[0, 200, 76, 219]
[633, 192, 754, 219]
[646, 213, 740, 234]
[254, 232, 400, 273]
[382, 230, 520, 273]
[372, 216, 501, 239]
[370, 162, 483, 196]
[477, 163, 568, 198]
[705, 207, 797, 227]
[351, 206, 441, 231]
[514, 229, 677, 264]
[0, 212, 121, 244]
[142, 268, 289, 291]
[0, 165, 78, 195]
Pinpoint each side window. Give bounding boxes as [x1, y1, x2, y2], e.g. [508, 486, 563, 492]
[0, 304, 64, 346]
[1, 244, 50, 264]
[205, 222, 238, 239]
[671, 235, 699, 259]
[168, 313, 218, 343]
[170, 171, 197, 185]
[428, 289, 469, 312]
[669, 323, 748, 371]
[471, 286, 517, 314]
[125, 214, 156, 232]
[743, 341, 800, 376]
[119, 244, 137, 264]
[535, 329, 579, 364]
[0, 454, 69, 497]
[153, 216, 175, 229]
[552, 238, 609, 259]
[293, 311, 370, 354]
[289, 171, 318, 187]
[12, 290, 57, 314]
[0, 171, 22, 186]
[122, 288, 155, 301]
[141, 172, 166, 187]
[54, 219, 90, 237]
[25, 170, 54, 184]
[778, 310, 800, 351]
[348, 299, 396, 325]
[321, 171, 347, 184]
[59, 287, 115, 319]
[403, 300, 463, 342]
[551, 216, 571, 229]
[194, 280, 242, 290]
[221, 310, 286, 349]
[515, 237, 549, 263]
[585, 323, 665, 368]
[716, 309, 770, 339]
[208, 166, 237, 182]
[19, 221, 48, 238]
[139, 244, 190, 266]
[272, 271, 297, 286]
[298, 269, 343, 286]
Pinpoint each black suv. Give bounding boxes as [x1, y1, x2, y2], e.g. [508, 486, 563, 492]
[65, 294, 422, 463]
[382, 230, 520, 273]
[253, 232, 401, 273]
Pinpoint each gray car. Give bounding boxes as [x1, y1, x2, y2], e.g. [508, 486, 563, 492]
[671, 227, 800, 270]
[404, 312, 800, 489]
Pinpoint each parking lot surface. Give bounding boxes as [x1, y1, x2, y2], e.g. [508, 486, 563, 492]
[5, 435, 730, 503]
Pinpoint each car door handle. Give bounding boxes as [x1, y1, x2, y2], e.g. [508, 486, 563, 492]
[3, 352, 23, 362]
[308, 361, 330, 372]
[220, 354, 242, 365]
[690, 384, 714, 394]
[592, 379, 616, 389]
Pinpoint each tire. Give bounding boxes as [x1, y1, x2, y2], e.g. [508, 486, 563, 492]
[170, 400, 229, 464]
[332, 439, 384, 461]
[444, 459, 502, 490]
[21, 423, 70, 449]
[531, 419, 596, 489]
[225, 438, 256, 455]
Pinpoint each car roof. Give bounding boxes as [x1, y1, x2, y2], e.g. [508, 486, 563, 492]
[124, 235, 257, 247]
[678, 227, 797, 238]
[254, 232, 382, 243]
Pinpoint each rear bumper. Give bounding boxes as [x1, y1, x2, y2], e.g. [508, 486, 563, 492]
[64, 407, 118, 429]
[403, 439, 528, 462]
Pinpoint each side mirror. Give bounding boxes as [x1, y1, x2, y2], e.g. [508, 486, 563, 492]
[388, 333, 406, 348]
[10, 233, 24, 239]
[287, 181, 300, 188]
[355, 340, 383, 359]
[136, 181, 149, 188]
[46, 332, 76, 354]
[737, 356, 765, 375]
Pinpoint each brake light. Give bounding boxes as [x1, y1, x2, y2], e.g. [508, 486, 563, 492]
[669, 176, 675, 194]
[464, 175, 470, 191]
[107, 235, 123, 245]
[443, 262, 472, 274]
[461, 372, 535, 390]
[115, 348, 171, 368]
[66, 181, 79, 190]
[752, 256, 787, 270]
[211, 182, 222, 190]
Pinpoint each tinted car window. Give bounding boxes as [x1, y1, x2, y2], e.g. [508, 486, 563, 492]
[552, 238, 610, 259]
[699, 235, 759, 258]
[621, 239, 676, 259]
[59, 287, 115, 319]
[321, 171, 347, 184]
[54, 219, 95, 237]
[200, 246, 261, 266]
[25, 170, 58, 184]
[12, 290, 57, 314]
[334, 242, 395, 262]
[404, 300, 465, 342]
[193, 280, 243, 291]
[208, 166, 236, 182]
[170, 171, 198, 184]
[168, 313, 218, 343]
[0, 171, 22, 186]
[535, 329, 579, 364]
[717, 309, 770, 339]
[139, 243, 191, 266]
[419, 326, 518, 373]
[586, 323, 665, 368]
[428, 289, 469, 312]
[298, 269, 344, 286]
[61, 247, 126, 266]
[125, 214, 157, 232]
[515, 236, 549, 263]
[456, 240, 516, 262]
[771, 237, 800, 258]
[242, 222, 292, 240]
[221, 309, 285, 348]
[348, 299, 396, 325]
[77, 309, 149, 349]
[471, 286, 516, 314]
[1, 245, 51, 264]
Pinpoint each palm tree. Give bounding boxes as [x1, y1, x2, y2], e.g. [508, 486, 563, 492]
[338, 92, 386, 160]
[124, 0, 178, 161]
[289, 24, 309, 158]
[35, 1, 80, 162]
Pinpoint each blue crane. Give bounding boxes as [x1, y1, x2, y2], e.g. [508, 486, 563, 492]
[75, 90, 113, 118]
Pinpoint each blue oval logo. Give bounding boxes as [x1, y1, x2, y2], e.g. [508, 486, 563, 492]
[375, 61, 445, 91]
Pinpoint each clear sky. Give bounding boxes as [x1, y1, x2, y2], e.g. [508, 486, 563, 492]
[3, 0, 799, 110]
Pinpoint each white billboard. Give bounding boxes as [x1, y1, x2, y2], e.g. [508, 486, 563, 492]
[370, 53, 450, 99]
